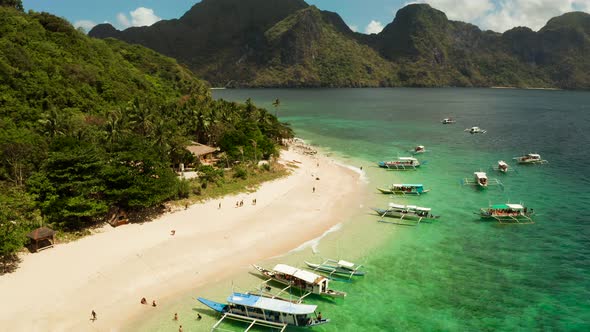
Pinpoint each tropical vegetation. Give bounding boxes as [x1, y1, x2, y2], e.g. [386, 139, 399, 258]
[90, 0, 590, 89]
[0, 6, 293, 268]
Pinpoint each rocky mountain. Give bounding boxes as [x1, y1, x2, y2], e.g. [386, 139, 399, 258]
[90, 1, 590, 89]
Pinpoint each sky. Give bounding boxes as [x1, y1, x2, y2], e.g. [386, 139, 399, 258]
[22, 0, 590, 34]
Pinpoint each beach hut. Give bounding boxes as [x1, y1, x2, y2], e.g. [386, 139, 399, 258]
[27, 227, 56, 252]
[186, 142, 219, 166]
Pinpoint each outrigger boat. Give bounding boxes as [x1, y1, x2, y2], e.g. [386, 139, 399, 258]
[378, 157, 420, 170]
[479, 203, 535, 224]
[252, 264, 346, 298]
[463, 171, 502, 189]
[492, 160, 513, 173]
[412, 145, 426, 154]
[372, 203, 440, 225]
[377, 184, 430, 195]
[465, 126, 486, 134]
[513, 153, 548, 164]
[304, 259, 365, 278]
[442, 118, 456, 124]
[198, 292, 329, 331]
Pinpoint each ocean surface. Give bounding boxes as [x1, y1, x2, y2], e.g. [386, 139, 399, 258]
[134, 88, 590, 331]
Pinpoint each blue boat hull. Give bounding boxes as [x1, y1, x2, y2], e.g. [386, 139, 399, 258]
[198, 297, 227, 313]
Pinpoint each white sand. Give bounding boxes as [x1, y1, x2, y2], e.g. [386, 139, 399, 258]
[0, 144, 364, 331]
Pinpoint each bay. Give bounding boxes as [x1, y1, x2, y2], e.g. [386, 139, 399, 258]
[210, 88, 590, 331]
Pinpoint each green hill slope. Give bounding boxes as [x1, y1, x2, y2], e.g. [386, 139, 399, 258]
[89, 1, 590, 89]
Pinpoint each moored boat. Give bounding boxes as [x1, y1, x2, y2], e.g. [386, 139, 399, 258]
[442, 118, 456, 124]
[378, 157, 420, 170]
[252, 264, 346, 298]
[465, 126, 486, 134]
[372, 203, 440, 224]
[198, 292, 329, 328]
[513, 153, 548, 164]
[304, 259, 365, 277]
[474, 171, 488, 187]
[377, 184, 430, 195]
[479, 203, 534, 224]
[413, 145, 426, 154]
[497, 160, 509, 173]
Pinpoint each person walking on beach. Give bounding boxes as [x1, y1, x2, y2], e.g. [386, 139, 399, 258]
[197, 313, 202, 320]
[312, 186, 315, 193]
[219, 202, 221, 209]
[152, 300, 157, 307]
[179, 325, 183, 332]
[174, 313, 178, 321]
[141, 297, 147, 304]
[91, 310, 97, 321]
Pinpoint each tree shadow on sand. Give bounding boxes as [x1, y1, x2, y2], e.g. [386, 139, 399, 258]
[0, 254, 21, 275]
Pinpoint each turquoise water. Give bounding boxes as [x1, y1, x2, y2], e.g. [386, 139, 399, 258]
[211, 88, 590, 331]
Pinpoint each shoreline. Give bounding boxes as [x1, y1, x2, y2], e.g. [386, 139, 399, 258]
[0, 142, 365, 331]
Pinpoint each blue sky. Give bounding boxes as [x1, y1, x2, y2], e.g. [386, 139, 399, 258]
[22, 0, 590, 34]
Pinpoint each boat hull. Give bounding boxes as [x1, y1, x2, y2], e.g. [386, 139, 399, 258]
[377, 188, 429, 195]
[198, 297, 227, 313]
[372, 208, 440, 222]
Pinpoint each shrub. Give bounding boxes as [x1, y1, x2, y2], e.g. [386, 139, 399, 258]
[233, 166, 248, 180]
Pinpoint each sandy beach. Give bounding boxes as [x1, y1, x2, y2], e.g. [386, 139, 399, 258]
[0, 142, 364, 332]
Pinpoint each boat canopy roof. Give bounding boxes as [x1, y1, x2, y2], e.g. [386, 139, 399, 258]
[491, 203, 524, 210]
[527, 153, 541, 158]
[388, 203, 431, 211]
[498, 160, 508, 165]
[474, 172, 487, 178]
[388, 202, 406, 209]
[398, 157, 418, 161]
[406, 205, 431, 212]
[337, 260, 355, 268]
[273, 264, 324, 284]
[227, 293, 317, 315]
[392, 184, 423, 188]
[416, 145, 424, 149]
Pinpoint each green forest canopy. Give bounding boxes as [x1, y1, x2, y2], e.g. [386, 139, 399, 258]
[0, 7, 293, 261]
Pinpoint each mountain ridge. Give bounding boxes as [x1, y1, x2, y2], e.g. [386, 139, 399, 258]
[89, 1, 590, 89]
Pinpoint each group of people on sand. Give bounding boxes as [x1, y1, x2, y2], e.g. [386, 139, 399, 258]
[140, 297, 157, 307]
[235, 198, 257, 207]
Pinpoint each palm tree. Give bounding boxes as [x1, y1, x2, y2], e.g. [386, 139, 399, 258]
[250, 139, 258, 164]
[272, 98, 281, 118]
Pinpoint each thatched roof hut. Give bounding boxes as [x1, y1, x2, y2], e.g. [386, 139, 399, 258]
[27, 227, 56, 252]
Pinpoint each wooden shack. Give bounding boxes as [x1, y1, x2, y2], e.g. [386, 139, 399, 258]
[27, 227, 56, 252]
[186, 142, 219, 165]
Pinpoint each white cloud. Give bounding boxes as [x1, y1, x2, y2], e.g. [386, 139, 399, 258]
[116, 7, 161, 29]
[365, 20, 384, 34]
[349, 25, 358, 32]
[130, 7, 161, 27]
[405, 0, 590, 32]
[74, 20, 97, 31]
[116, 12, 130, 28]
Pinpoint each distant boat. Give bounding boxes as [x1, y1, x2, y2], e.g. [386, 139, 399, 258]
[463, 171, 502, 188]
[252, 264, 346, 298]
[198, 292, 329, 328]
[492, 160, 514, 173]
[304, 259, 365, 277]
[513, 153, 548, 164]
[479, 203, 535, 224]
[412, 145, 426, 154]
[442, 118, 456, 124]
[377, 183, 430, 195]
[378, 157, 420, 170]
[372, 202, 440, 224]
[465, 126, 486, 134]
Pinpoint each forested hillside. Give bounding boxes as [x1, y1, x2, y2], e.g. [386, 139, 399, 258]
[0, 6, 292, 266]
[90, 0, 590, 89]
